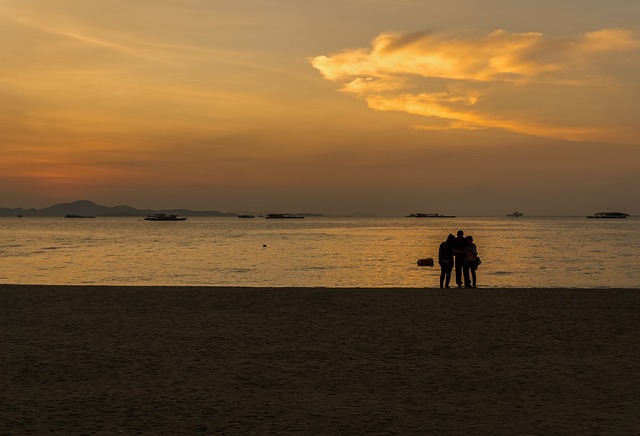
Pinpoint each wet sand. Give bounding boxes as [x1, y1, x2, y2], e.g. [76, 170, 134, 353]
[2, 285, 639, 434]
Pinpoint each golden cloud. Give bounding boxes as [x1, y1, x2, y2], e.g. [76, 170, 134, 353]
[311, 29, 640, 143]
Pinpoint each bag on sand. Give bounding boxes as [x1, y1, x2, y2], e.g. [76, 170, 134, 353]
[417, 258, 434, 267]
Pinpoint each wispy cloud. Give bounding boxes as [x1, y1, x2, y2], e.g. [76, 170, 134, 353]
[311, 29, 640, 143]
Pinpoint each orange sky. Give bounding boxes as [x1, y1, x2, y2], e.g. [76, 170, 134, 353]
[1, 0, 639, 215]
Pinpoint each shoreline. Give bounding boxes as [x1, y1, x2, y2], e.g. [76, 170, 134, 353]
[4, 283, 640, 289]
[3, 285, 639, 433]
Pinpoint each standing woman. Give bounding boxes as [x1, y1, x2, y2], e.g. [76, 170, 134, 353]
[438, 234, 455, 288]
[465, 235, 479, 288]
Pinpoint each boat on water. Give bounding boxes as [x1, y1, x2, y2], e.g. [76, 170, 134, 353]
[587, 212, 629, 219]
[238, 214, 255, 218]
[265, 213, 304, 219]
[406, 213, 456, 218]
[507, 211, 524, 217]
[65, 214, 95, 218]
[144, 213, 187, 221]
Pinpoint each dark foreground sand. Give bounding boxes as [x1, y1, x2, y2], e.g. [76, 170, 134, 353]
[2, 285, 639, 435]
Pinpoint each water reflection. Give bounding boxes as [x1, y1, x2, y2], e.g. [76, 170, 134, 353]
[0, 216, 638, 288]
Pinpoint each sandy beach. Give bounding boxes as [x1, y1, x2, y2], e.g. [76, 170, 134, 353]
[2, 285, 639, 434]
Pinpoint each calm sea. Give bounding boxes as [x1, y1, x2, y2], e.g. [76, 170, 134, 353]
[0, 216, 638, 288]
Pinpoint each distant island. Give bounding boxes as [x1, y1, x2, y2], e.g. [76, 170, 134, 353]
[0, 200, 236, 217]
[0, 200, 323, 218]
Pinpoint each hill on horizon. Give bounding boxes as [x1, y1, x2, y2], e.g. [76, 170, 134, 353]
[0, 200, 236, 217]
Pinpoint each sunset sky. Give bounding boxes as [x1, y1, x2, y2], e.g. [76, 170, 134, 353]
[2, 0, 639, 216]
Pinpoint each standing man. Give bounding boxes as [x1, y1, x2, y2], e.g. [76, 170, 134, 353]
[452, 230, 469, 288]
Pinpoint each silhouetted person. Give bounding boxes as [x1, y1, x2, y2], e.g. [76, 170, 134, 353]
[465, 235, 479, 288]
[438, 234, 455, 288]
[452, 230, 467, 288]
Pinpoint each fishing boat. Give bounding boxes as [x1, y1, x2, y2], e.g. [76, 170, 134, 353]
[144, 213, 187, 221]
[238, 214, 255, 218]
[587, 212, 629, 219]
[406, 213, 456, 218]
[507, 211, 523, 217]
[65, 214, 95, 218]
[265, 213, 304, 219]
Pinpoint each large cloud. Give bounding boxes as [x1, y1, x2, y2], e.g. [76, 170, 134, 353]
[311, 29, 640, 143]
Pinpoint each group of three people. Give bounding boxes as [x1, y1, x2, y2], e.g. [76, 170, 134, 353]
[438, 230, 479, 288]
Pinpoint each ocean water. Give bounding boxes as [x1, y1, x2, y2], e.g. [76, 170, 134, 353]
[0, 216, 638, 288]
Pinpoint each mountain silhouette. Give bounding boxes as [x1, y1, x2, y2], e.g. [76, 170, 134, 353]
[0, 200, 234, 217]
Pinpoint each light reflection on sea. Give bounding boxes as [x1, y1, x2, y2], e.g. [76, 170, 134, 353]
[0, 216, 638, 288]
